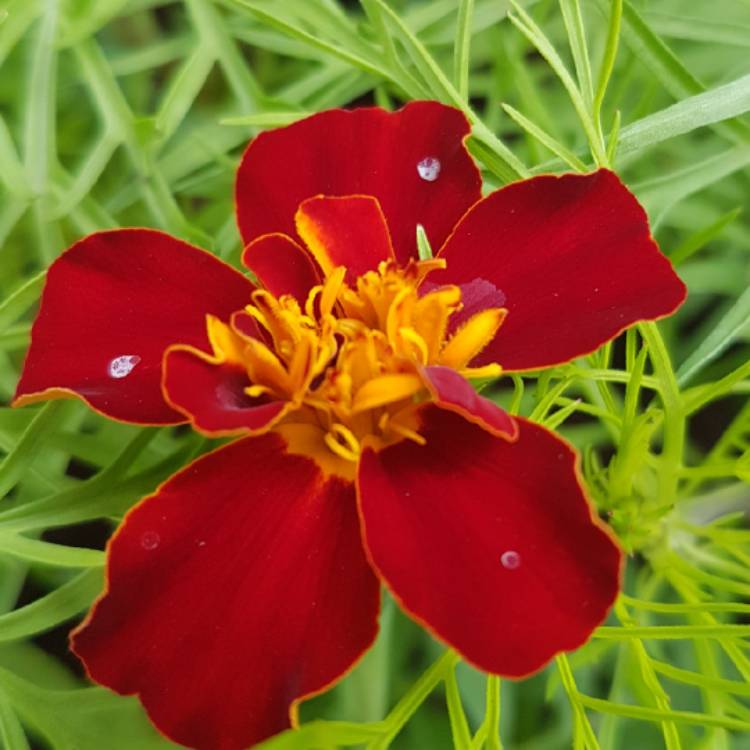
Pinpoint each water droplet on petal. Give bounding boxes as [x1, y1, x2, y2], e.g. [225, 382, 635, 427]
[141, 531, 160, 550]
[417, 156, 441, 182]
[196, 539, 207, 548]
[108, 354, 141, 379]
[500, 550, 521, 570]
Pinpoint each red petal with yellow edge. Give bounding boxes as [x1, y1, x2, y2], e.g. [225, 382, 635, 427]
[436, 170, 686, 370]
[296, 195, 394, 282]
[242, 233, 320, 304]
[422, 365, 518, 440]
[72, 433, 380, 750]
[162, 346, 290, 437]
[357, 407, 621, 677]
[235, 102, 481, 264]
[14, 229, 254, 424]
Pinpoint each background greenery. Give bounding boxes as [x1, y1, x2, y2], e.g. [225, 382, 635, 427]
[0, 0, 749, 748]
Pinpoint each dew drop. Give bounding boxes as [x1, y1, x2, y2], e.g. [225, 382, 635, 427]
[500, 550, 521, 570]
[196, 539, 207, 548]
[417, 156, 441, 182]
[141, 531, 160, 551]
[108, 354, 141, 379]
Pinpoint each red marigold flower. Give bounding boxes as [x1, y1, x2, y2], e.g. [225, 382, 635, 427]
[13, 101, 686, 750]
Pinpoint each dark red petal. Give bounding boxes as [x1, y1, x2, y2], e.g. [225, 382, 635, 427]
[421, 365, 518, 439]
[242, 233, 320, 304]
[14, 229, 254, 424]
[72, 433, 379, 750]
[358, 407, 621, 677]
[162, 346, 289, 436]
[436, 170, 687, 370]
[235, 102, 482, 264]
[296, 195, 394, 282]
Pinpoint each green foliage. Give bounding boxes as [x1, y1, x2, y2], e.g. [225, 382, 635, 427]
[0, 0, 749, 748]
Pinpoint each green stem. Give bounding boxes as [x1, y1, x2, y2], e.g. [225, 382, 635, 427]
[367, 650, 458, 750]
[484, 676, 502, 750]
[639, 322, 684, 511]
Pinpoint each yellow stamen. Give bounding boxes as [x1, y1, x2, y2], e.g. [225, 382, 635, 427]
[378, 411, 426, 446]
[439, 308, 507, 370]
[413, 286, 462, 361]
[386, 286, 415, 346]
[320, 266, 346, 317]
[351, 373, 424, 414]
[460, 363, 504, 380]
[244, 384, 275, 399]
[398, 327, 429, 365]
[206, 315, 246, 364]
[243, 338, 293, 398]
[304, 284, 323, 319]
[324, 423, 361, 462]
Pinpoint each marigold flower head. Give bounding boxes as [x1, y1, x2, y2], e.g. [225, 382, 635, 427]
[14, 101, 686, 750]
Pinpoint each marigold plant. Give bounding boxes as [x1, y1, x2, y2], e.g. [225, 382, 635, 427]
[0, 2, 749, 750]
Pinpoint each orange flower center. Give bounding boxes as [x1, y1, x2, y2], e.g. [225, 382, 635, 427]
[208, 259, 505, 477]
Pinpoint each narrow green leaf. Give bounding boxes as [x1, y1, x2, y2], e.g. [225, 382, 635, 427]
[559, 0, 594, 108]
[579, 695, 750, 733]
[0, 402, 66, 500]
[684, 359, 750, 415]
[0, 569, 102, 643]
[221, 112, 310, 128]
[650, 659, 750, 696]
[0, 271, 45, 333]
[0, 532, 105, 567]
[669, 207, 742, 266]
[51, 133, 120, 218]
[543, 398, 584, 430]
[58, 0, 131, 47]
[0, 0, 41, 70]
[595, 624, 750, 639]
[598, 0, 750, 144]
[677, 286, 750, 385]
[360, 0, 400, 70]
[593, 0, 622, 127]
[365, 0, 459, 104]
[23, 0, 58, 196]
[0, 691, 30, 750]
[231, 1, 387, 81]
[185, 0, 262, 111]
[618, 73, 750, 155]
[0, 669, 176, 749]
[507, 1, 606, 164]
[0, 115, 30, 198]
[466, 136, 524, 184]
[155, 45, 216, 142]
[635, 144, 750, 224]
[454, 0, 475, 100]
[501, 103, 588, 170]
[644, 11, 750, 48]
[605, 109, 621, 164]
